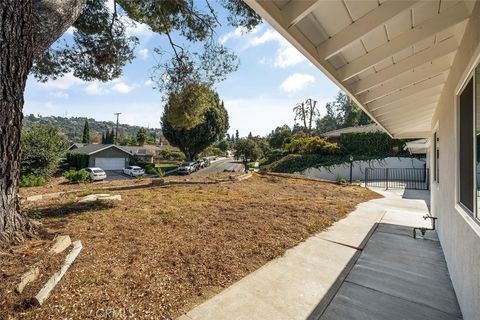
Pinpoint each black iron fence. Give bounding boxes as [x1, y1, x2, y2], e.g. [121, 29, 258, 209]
[365, 168, 429, 190]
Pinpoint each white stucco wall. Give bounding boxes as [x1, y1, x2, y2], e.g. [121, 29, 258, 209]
[301, 157, 426, 181]
[430, 3, 480, 319]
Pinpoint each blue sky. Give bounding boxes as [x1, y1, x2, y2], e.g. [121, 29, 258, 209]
[24, 2, 341, 137]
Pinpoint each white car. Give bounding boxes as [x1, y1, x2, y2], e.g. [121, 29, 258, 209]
[177, 162, 196, 175]
[85, 167, 107, 181]
[123, 165, 145, 177]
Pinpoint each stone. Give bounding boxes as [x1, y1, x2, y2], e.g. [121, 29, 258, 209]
[35, 241, 83, 306]
[16, 266, 39, 293]
[49, 235, 71, 254]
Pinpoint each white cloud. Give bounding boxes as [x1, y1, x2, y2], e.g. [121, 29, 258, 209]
[220, 25, 263, 45]
[112, 81, 135, 94]
[280, 73, 316, 93]
[138, 48, 149, 60]
[38, 73, 84, 90]
[274, 45, 306, 68]
[246, 28, 307, 69]
[84, 82, 110, 95]
[220, 27, 247, 44]
[124, 19, 154, 41]
[248, 29, 284, 47]
[49, 91, 69, 99]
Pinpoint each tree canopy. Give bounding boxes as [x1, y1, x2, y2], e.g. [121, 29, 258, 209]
[82, 120, 90, 143]
[32, 0, 261, 94]
[234, 138, 262, 172]
[316, 92, 372, 134]
[162, 83, 229, 160]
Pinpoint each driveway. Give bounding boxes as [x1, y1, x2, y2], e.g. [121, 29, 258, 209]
[104, 170, 133, 181]
[191, 158, 244, 176]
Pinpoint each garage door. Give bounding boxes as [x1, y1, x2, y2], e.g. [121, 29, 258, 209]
[94, 158, 125, 170]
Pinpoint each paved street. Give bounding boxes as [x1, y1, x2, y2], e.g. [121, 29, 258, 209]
[191, 158, 244, 176]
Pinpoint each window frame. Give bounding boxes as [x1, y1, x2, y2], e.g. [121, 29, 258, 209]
[456, 63, 479, 221]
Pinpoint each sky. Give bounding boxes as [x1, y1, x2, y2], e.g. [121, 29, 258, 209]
[24, 2, 342, 137]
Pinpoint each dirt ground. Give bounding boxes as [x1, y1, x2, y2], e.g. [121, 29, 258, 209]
[1, 174, 380, 320]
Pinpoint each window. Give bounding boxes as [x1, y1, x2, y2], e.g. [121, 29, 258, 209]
[458, 65, 480, 218]
[434, 131, 439, 183]
[459, 78, 474, 213]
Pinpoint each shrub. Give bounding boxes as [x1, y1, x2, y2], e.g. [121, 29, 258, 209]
[340, 132, 407, 157]
[66, 153, 90, 170]
[19, 175, 46, 187]
[262, 149, 286, 166]
[21, 125, 68, 178]
[304, 137, 342, 155]
[161, 150, 186, 161]
[144, 163, 157, 174]
[64, 170, 91, 183]
[284, 136, 342, 155]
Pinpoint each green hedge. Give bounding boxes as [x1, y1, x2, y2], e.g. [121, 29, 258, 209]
[266, 154, 347, 173]
[66, 153, 89, 170]
[340, 132, 407, 157]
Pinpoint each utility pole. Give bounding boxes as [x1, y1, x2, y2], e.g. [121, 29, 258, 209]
[114, 112, 121, 145]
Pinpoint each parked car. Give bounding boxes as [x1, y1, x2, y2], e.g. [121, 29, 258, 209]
[177, 162, 196, 175]
[85, 167, 107, 181]
[123, 166, 145, 177]
[202, 158, 211, 167]
[192, 161, 202, 171]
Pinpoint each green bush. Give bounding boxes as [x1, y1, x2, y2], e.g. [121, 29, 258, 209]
[19, 175, 46, 188]
[21, 125, 68, 178]
[63, 170, 91, 183]
[304, 137, 342, 155]
[161, 150, 186, 161]
[66, 153, 90, 170]
[144, 163, 156, 174]
[262, 149, 286, 166]
[340, 132, 407, 157]
[284, 136, 342, 155]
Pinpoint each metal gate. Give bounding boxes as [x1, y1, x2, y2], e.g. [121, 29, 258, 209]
[365, 168, 429, 190]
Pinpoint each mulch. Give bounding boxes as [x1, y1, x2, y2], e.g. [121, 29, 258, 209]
[1, 174, 380, 319]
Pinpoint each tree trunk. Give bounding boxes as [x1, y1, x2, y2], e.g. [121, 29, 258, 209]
[0, 1, 36, 246]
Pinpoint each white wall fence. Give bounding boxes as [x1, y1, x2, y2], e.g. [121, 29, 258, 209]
[301, 157, 427, 181]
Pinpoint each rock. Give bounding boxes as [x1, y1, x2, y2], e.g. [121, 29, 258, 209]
[35, 241, 83, 306]
[16, 266, 39, 293]
[49, 235, 71, 254]
[26, 195, 43, 202]
[77, 194, 121, 203]
[97, 194, 122, 201]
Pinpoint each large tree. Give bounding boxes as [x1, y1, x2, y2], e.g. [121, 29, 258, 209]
[234, 138, 262, 172]
[293, 98, 320, 136]
[81, 119, 90, 143]
[0, 0, 260, 246]
[268, 125, 292, 149]
[316, 92, 373, 134]
[162, 83, 229, 160]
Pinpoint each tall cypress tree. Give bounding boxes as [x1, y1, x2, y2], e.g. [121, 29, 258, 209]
[82, 120, 90, 144]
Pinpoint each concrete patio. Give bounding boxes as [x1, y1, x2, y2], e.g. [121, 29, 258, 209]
[178, 187, 461, 320]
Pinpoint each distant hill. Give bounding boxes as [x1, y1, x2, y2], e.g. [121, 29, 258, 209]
[23, 114, 163, 143]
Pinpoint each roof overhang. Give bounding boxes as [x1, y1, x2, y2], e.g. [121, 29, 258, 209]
[245, 0, 476, 138]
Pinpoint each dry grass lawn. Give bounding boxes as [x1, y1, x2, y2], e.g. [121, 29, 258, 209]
[1, 174, 380, 319]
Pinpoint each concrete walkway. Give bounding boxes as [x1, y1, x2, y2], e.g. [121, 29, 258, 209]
[178, 188, 461, 320]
